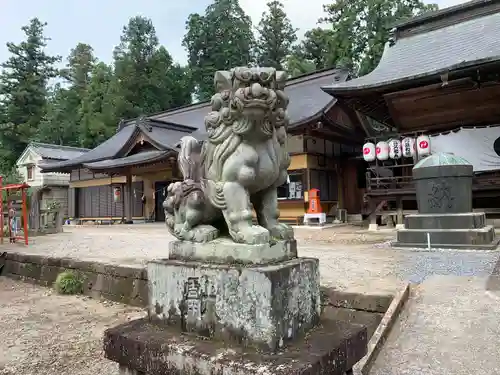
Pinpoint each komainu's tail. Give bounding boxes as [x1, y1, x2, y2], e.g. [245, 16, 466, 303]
[177, 136, 202, 182]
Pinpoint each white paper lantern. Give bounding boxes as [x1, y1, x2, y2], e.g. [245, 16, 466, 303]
[401, 137, 416, 158]
[389, 139, 402, 159]
[416, 135, 431, 156]
[362, 142, 376, 162]
[376, 141, 389, 161]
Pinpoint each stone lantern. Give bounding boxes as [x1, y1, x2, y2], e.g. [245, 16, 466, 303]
[394, 152, 499, 249]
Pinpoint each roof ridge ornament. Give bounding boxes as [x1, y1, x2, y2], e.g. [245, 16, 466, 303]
[388, 28, 397, 47]
[136, 116, 153, 132]
[116, 119, 125, 133]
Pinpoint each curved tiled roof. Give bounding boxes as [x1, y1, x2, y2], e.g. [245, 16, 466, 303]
[40, 68, 349, 173]
[150, 68, 348, 129]
[30, 142, 89, 161]
[322, 6, 500, 94]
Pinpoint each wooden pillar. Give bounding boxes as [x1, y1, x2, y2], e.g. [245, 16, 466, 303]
[125, 172, 133, 224]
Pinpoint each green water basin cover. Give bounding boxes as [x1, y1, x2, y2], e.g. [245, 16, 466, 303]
[413, 152, 471, 169]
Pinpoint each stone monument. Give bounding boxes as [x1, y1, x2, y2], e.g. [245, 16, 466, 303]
[394, 152, 499, 249]
[103, 67, 367, 374]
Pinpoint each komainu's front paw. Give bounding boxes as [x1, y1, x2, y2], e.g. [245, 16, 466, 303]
[233, 225, 270, 245]
[267, 222, 294, 240]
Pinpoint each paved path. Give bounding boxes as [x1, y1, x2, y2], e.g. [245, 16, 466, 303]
[370, 276, 500, 375]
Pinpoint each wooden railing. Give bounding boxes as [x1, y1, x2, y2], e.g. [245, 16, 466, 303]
[366, 170, 500, 195]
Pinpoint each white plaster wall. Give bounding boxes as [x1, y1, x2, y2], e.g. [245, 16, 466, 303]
[16, 148, 71, 187]
[287, 135, 304, 154]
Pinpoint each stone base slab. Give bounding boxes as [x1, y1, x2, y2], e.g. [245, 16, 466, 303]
[104, 310, 367, 375]
[168, 238, 297, 265]
[395, 226, 497, 249]
[404, 212, 487, 230]
[148, 257, 321, 352]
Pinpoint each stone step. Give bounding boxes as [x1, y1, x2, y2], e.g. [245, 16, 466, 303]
[404, 212, 487, 230]
[395, 226, 498, 249]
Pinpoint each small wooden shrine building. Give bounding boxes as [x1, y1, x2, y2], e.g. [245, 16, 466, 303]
[40, 68, 369, 224]
[322, 0, 500, 226]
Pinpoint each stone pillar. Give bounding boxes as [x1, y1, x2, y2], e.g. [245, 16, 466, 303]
[368, 201, 378, 231]
[396, 197, 405, 229]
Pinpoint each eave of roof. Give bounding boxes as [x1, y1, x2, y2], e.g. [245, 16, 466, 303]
[83, 150, 174, 171]
[321, 9, 500, 96]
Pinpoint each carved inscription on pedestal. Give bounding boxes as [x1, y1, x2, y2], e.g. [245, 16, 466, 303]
[428, 180, 454, 210]
[182, 276, 217, 335]
[185, 277, 201, 323]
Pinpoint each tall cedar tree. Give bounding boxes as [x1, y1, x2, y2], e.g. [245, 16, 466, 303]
[183, 0, 255, 101]
[285, 27, 338, 77]
[113, 16, 192, 120]
[255, 1, 298, 70]
[37, 43, 96, 146]
[0, 18, 60, 171]
[321, 0, 438, 76]
[78, 62, 121, 148]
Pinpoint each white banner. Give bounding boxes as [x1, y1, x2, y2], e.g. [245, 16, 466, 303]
[430, 126, 500, 173]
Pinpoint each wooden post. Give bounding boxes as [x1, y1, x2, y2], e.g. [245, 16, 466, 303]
[21, 187, 29, 245]
[125, 172, 133, 224]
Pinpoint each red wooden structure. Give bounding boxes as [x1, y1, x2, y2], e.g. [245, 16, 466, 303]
[0, 176, 30, 245]
[307, 188, 322, 214]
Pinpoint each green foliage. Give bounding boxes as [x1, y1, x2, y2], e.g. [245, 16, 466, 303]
[54, 271, 84, 295]
[320, 0, 438, 76]
[78, 62, 121, 148]
[0, 1, 442, 168]
[183, 0, 255, 101]
[297, 28, 339, 71]
[36, 44, 97, 147]
[113, 16, 192, 120]
[255, 1, 298, 70]
[284, 54, 317, 78]
[0, 18, 60, 171]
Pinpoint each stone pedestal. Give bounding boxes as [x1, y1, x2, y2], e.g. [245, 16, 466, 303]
[103, 239, 368, 375]
[105, 313, 367, 375]
[148, 256, 321, 351]
[394, 153, 500, 250]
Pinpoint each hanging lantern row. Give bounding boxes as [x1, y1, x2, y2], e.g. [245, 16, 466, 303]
[362, 135, 431, 162]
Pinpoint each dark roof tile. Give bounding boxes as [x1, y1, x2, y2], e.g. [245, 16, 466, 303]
[30, 142, 89, 161]
[151, 69, 348, 129]
[83, 150, 172, 170]
[323, 12, 500, 93]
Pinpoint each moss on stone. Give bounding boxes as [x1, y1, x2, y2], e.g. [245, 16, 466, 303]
[54, 270, 84, 295]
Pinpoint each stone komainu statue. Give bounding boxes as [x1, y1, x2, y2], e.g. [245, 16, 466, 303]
[163, 67, 293, 245]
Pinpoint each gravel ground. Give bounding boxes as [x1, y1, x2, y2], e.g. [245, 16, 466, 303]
[1, 224, 498, 374]
[3, 224, 497, 293]
[0, 277, 145, 375]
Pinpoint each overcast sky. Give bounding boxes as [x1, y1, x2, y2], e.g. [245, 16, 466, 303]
[0, 0, 467, 67]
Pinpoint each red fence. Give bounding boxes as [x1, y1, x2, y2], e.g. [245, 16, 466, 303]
[0, 176, 30, 245]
